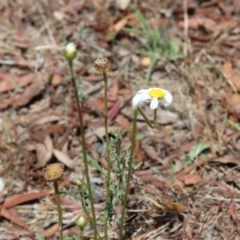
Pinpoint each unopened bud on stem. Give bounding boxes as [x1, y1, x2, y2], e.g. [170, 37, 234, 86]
[63, 43, 77, 61]
[76, 216, 88, 230]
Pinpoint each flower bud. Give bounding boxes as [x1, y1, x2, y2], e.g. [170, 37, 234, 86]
[93, 57, 111, 73]
[43, 163, 64, 182]
[76, 216, 88, 230]
[75, 179, 82, 187]
[63, 43, 77, 61]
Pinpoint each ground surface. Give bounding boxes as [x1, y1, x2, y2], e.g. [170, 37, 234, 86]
[1, 0, 240, 239]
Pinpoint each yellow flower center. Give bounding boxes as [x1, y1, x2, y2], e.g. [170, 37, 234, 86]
[148, 89, 165, 99]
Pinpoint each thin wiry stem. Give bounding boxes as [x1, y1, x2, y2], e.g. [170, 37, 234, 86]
[137, 107, 157, 129]
[103, 71, 111, 239]
[53, 181, 63, 240]
[68, 60, 98, 239]
[119, 109, 138, 240]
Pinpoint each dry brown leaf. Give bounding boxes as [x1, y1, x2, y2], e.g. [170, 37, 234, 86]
[13, 75, 45, 107]
[183, 174, 203, 185]
[53, 149, 74, 169]
[108, 81, 119, 102]
[0, 73, 35, 93]
[0, 208, 30, 231]
[158, 201, 188, 213]
[51, 74, 66, 87]
[34, 136, 53, 169]
[115, 115, 131, 128]
[83, 76, 103, 81]
[41, 223, 59, 238]
[108, 101, 122, 123]
[212, 154, 240, 166]
[110, 17, 128, 34]
[178, 17, 217, 32]
[229, 204, 238, 224]
[2, 190, 53, 208]
[222, 61, 240, 92]
[0, 98, 14, 110]
[228, 93, 240, 120]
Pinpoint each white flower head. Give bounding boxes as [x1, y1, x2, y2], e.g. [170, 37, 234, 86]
[66, 43, 76, 54]
[63, 42, 77, 60]
[132, 88, 173, 110]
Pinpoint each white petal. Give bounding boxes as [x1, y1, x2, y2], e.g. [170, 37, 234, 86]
[132, 93, 150, 108]
[150, 98, 159, 110]
[163, 90, 173, 106]
[66, 43, 76, 53]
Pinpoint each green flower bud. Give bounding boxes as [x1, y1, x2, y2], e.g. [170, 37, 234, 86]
[76, 216, 88, 230]
[63, 43, 77, 61]
[75, 179, 83, 187]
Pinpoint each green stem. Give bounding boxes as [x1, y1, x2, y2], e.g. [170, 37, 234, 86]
[119, 109, 138, 240]
[103, 72, 111, 239]
[153, 109, 157, 128]
[137, 107, 157, 129]
[77, 185, 91, 220]
[68, 60, 98, 240]
[53, 181, 63, 240]
[80, 228, 84, 240]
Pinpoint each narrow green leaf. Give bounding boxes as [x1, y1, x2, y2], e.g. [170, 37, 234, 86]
[188, 142, 209, 161]
[64, 237, 81, 240]
[228, 119, 240, 131]
[59, 188, 81, 201]
[108, 126, 132, 150]
[35, 233, 45, 240]
[135, 133, 146, 140]
[79, 153, 107, 177]
[133, 162, 142, 170]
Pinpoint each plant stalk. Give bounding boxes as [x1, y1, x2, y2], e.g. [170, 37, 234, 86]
[119, 109, 138, 240]
[68, 60, 98, 240]
[103, 72, 111, 239]
[53, 181, 63, 240]
[137, 107, 157, 129]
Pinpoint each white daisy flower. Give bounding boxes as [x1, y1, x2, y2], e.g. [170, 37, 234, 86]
[132, 88, 173, 110]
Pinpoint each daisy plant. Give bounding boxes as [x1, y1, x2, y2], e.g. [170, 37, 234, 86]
[63, 43, 98, 239]
[119, 87, 173, 239]
[61, 42, 173, 240]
